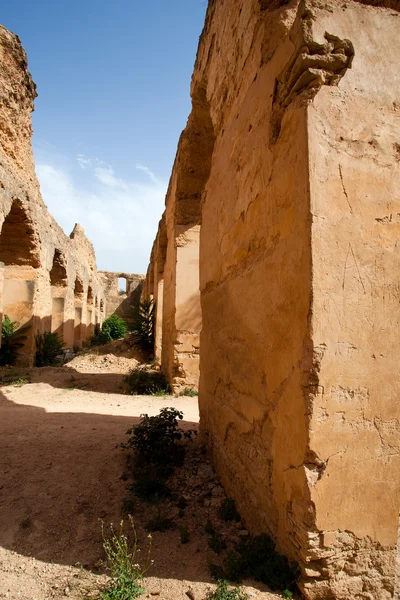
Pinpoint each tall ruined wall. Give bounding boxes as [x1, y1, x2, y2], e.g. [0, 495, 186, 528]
[0, 24, 106, 359]
[98, 271, 144, 327]
[144, 0, 400, 598]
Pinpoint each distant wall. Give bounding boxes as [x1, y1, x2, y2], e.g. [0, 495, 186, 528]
[98, 271, 144, 327]
[0, 25, 106, 361]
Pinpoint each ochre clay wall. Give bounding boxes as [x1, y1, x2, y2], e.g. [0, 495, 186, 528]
[0, 25, 106, 361]
[98, 271, 144, 327]
[143, 0, 400, 597]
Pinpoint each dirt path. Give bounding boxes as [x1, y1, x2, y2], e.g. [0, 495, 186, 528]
[0, 348, 283, 600]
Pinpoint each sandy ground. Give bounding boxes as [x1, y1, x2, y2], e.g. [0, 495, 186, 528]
[0, 345, 284, 600]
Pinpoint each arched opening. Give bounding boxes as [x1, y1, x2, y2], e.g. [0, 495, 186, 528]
[50, 249, 68, 340]
[118, 276, 127, 295]
[0, 198, 40, 268]
[0, 199, 41, 362]
[73, 276, 84, 349]
[86, 285, 94, 338]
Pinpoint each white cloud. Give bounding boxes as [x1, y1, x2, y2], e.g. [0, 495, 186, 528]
[135, 163, 159, 184]
[76, 154, 92, 169]
[36, 156, 167, 273]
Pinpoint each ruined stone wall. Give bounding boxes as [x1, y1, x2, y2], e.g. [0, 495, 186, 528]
[0, 25, 106, 360]
[144, 95, 213, 388]
[98, 271, 144, 327]
[144, 0, 400, 597]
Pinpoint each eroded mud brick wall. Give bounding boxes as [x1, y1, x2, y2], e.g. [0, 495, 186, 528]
[0, 25, 106, 361]
[144, 0, 400, 597]
[98, 271, 144, 328]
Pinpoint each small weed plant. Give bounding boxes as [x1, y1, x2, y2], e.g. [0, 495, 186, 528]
[125, 367, 170, 395]
[206, 580, 248, 600]
[98, 516, 151, 600]
[34, 331, 65, 366]
[177, 387, 198, 397]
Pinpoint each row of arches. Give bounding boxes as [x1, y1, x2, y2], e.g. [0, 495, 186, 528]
[0, 197, 105, 363]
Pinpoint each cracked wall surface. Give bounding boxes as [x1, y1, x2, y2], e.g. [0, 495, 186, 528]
[0, 25, 106, 360]
[145, 0, 400, 596]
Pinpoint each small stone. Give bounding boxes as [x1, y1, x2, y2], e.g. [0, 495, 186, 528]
[186, 590, 195, 600]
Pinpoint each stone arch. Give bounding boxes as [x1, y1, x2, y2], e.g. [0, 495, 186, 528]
[50, 249, 67, 288]
[50, 249, 68, 339]
[0, 199, 41, 362]
[73, 276, 84, 348]
[74, 276, 84, 299]
[0, 198, 40, 268]
[86, 285, 94, 338]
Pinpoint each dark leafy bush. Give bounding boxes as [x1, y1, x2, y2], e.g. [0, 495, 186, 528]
[102, 314, 128, 340]
[34, 331, 65, 367]
[122, 408, 197, 508]
[125, 368, 170, 395]
[131, 299, 154, 351]
[0, 316, 30, 366]
[122, 407, 196, 470]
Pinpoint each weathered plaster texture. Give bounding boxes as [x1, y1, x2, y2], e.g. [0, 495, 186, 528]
[98, 271, 144, 327]
[0, 25, 106, 360]
[144, 0, 400, 597]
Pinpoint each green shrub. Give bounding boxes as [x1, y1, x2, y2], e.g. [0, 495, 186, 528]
[131, 299, 155, 351]
[34, 331, 65, 367]
[122, 407, 196, 471]
[102, 315, 128, 341]
[206, 580, 249, 600]
[125, 368, 170, 396]
[99, 516, 151, 600]
[0, 316, 30, 366]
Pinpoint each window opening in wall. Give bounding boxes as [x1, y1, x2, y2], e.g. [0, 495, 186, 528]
[100, 299, 104, 311]
[118, 277, 127, 295]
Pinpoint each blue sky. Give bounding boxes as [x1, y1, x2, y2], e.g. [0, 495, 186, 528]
[1, 1, 207, 272]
